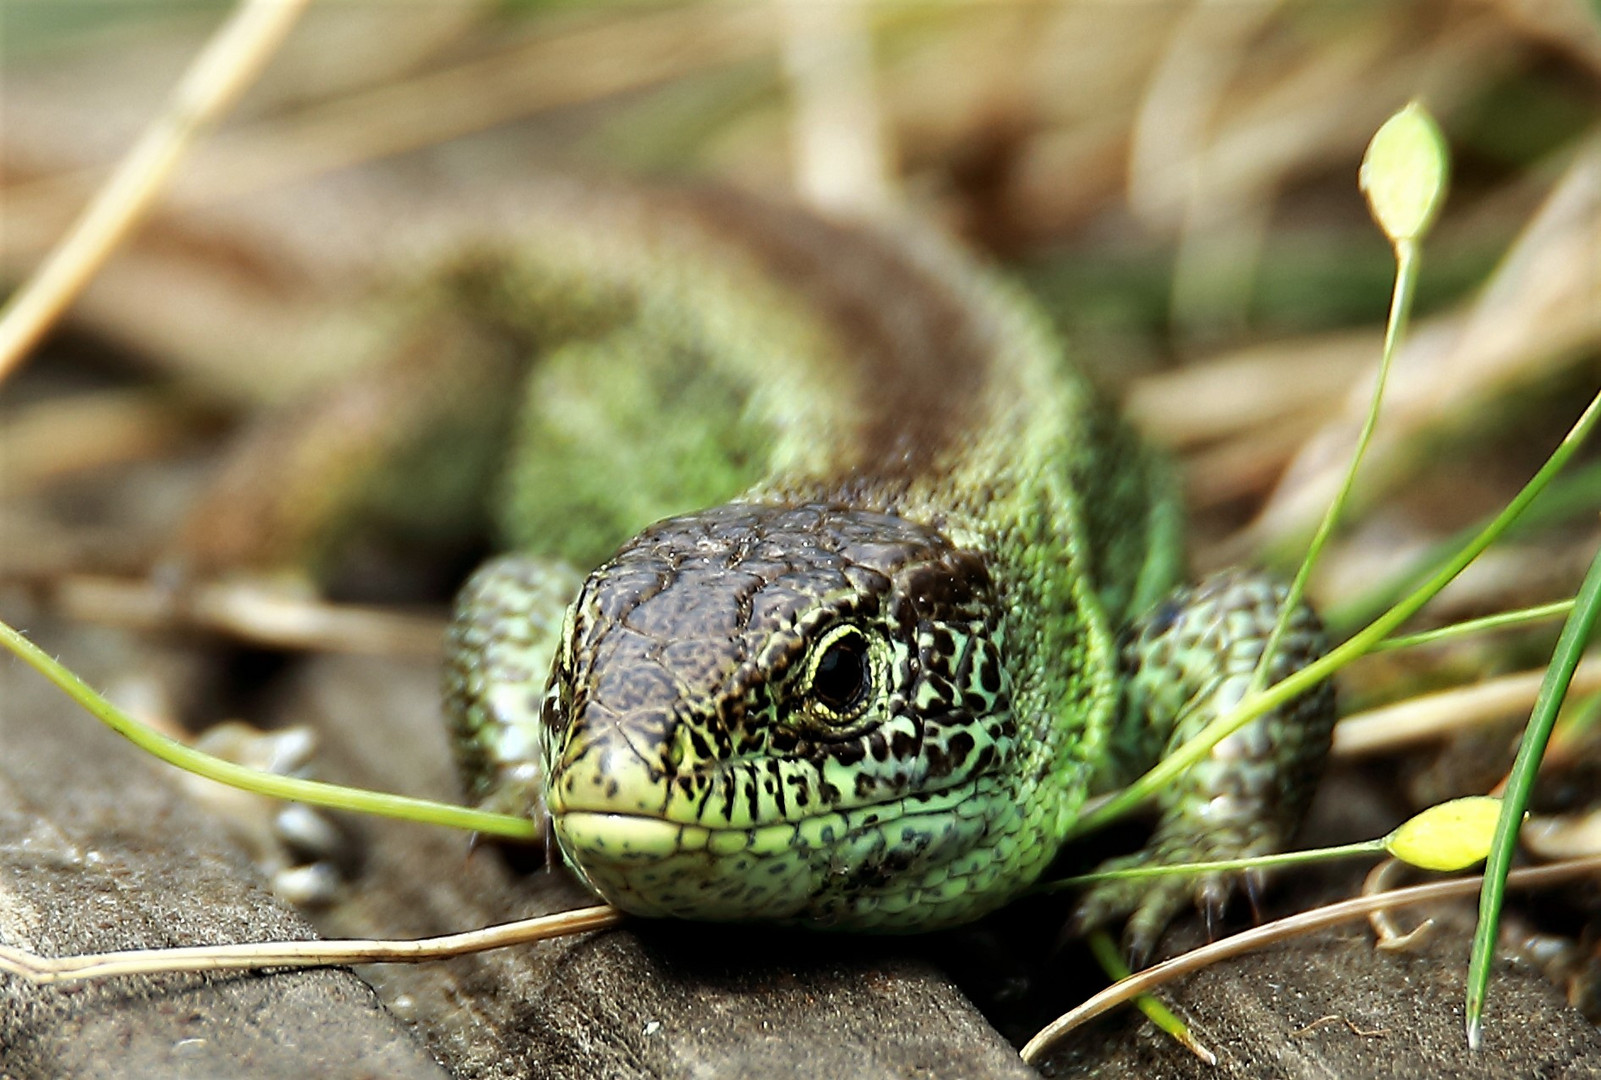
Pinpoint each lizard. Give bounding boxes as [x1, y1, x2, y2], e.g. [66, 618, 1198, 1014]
[178, 177, 1335, 960]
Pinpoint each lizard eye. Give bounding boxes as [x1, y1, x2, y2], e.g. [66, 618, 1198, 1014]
[805, 625, 874, 723]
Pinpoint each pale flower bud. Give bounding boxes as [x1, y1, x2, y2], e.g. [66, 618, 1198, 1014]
[1360, 101, 1450, 246]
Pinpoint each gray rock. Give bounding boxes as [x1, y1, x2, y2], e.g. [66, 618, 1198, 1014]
[0, 626, 450, 1080]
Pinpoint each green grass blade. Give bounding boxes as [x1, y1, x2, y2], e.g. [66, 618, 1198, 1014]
[1038, 840, 1384, 893]
[1086, 931, 1215, 1064]
[1464, 541, 1601, 1047]
[0, 617, 541, 841]
[1249, 240, 1418, 697]
[1373, 600, 1573, 652]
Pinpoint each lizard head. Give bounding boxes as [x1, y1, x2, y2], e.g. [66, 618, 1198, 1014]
[539, 502, 1020, 930]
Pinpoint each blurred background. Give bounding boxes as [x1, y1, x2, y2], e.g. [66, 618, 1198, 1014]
[2, 0, 1600, 1041]
[5, 0, 1601, 801]
[4, 1, 1598, 583]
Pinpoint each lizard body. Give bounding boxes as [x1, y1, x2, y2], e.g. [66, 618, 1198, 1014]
[176, 178, 1332, 947]
[425, 184, 1336, 943]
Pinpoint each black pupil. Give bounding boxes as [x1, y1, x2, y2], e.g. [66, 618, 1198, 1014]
[812, 633, 869, 714]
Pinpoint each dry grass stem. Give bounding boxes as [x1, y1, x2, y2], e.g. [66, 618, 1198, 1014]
[0, 904, 623, 985]
[778, 0, 895, 215]
[0, 390, 200, 494]
[175, 4, 778, 209]
[52, 576, 448, 657]
[0, 0, 313, 385]
[1332, 652, 1601, 757]
[1522, 809, 1601, 860]
[1364, 858, 1437, 951]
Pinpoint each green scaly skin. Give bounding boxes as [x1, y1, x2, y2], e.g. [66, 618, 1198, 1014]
[421, 184, 1336, 951]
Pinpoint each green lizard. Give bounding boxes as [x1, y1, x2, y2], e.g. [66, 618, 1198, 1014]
[185, 179, 1334, 959]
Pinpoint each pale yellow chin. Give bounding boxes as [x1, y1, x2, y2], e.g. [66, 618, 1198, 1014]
[552, 811, 821, 922]
[548, 780, 1000, 930]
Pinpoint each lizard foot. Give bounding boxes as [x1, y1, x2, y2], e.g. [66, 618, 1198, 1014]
[1071, 825, 1270, 967]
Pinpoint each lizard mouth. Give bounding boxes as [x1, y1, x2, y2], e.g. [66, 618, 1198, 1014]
[549, 779, 988, 925]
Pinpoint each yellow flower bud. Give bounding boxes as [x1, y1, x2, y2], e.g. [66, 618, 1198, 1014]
[1384, 796, 1504, 872]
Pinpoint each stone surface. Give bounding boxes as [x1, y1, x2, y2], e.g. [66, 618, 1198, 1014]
[4, 628, 1598, 1079]
[0, 626, 450, 1080]
[1026, 771, 1601, 1078]
[1035, 919, 1601, 1079]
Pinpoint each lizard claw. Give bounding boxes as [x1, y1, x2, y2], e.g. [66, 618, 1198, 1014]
[1070, 840, 1269, 966]
[1242, 866, 1266, 923]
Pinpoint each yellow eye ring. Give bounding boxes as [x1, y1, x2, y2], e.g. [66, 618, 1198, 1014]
[804, 624, 875, 723]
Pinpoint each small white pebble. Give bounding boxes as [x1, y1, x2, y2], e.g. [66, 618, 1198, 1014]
[273, 804, 345, 861]
[271, 862, 342, 908]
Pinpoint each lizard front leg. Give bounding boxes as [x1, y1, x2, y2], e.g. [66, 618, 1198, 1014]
[1076, 569, 1336, 963]
[443, 554, 583, 823]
